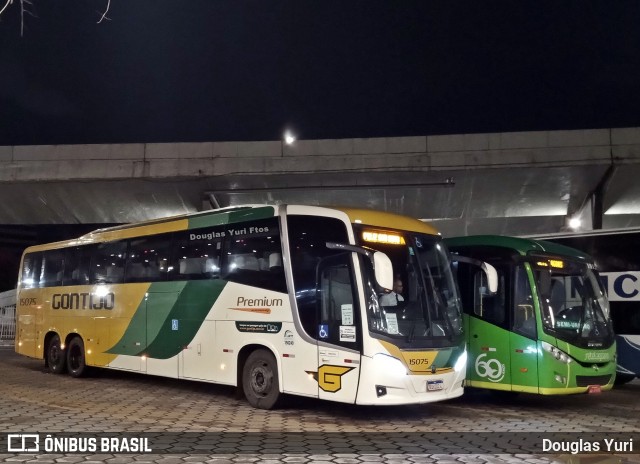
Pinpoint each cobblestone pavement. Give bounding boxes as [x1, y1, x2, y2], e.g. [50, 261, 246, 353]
[1, 347, 639, 464]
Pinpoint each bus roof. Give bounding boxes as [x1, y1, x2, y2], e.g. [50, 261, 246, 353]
[23, 204, 439, 253]
[444, 235, 592, 261]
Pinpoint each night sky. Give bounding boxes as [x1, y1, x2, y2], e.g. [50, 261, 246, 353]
[2, 1, 640, 146]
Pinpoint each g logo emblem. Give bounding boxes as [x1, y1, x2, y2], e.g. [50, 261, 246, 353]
[306, 365, 355, 392]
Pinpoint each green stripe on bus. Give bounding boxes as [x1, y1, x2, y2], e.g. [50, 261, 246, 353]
[143, 280, 227, 359]
[105, 281, 187, 356]
[188, 206, 275, 230]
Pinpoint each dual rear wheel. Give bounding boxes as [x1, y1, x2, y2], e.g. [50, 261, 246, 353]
[46, 334, 88, 378]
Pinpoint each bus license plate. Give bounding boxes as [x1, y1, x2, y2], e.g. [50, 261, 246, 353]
[588, 385, 602, 394]
[427, 380, 444, 391]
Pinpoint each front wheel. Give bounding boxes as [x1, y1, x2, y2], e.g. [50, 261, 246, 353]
[47, 334, 66, 374]
[242, 349, 281, 409]
[66, 336, 88, 378]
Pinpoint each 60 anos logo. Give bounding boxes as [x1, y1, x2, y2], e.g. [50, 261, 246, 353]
[474, 353, 506, 383]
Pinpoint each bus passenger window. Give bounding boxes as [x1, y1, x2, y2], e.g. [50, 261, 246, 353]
[171, 229, 222, 281]
[224, 218, 286, 293]
[126, 234, 172, 283]
[41, 249, 65, 287]
[63, 246, 91, 286]
[92, 241, 127, 284]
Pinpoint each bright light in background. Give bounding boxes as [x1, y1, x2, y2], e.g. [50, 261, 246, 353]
[568, 217, 582, 229]
[284, 131, 296, 145]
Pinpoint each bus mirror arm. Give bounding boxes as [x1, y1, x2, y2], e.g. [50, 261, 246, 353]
[326, 242, 394, 291]
[453, 255, 499, 294]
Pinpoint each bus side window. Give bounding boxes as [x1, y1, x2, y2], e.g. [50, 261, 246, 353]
[318, 253, 359, 348]
[21, 252, 43, 289]
[92, 241, 127, 284]
[41, 249, 65, 287]
[513, 264, 536, 338]
[287, 215, 352, 339]
[473, 268, 506, 326]
[63, 246, 90, 286]
[224, 218, 286, 293]
[125, 234, 172, 283]
[171, 229, 222, 281]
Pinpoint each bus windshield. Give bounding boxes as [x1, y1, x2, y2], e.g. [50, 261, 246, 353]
[359, 230, 462, 347]
[530, 256, 614, 347]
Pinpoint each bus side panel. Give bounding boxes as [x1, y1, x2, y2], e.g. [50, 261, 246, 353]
[16, 289, 39, 358]
[182, 320, 219, 381]
[278, 322, 318, 397]
[508, 331, 539, 393]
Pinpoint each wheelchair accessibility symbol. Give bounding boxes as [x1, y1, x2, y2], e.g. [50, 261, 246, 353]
[318, 324, 329, 339]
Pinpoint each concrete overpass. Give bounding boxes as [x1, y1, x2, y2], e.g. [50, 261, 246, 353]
[2, 126, 640, 241]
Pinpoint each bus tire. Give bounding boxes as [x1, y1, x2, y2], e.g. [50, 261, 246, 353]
[242, 349, 281, 409]
[614, 373, 636, 386]
[47, 334, 67, 375]
[66, 336, 88, 378]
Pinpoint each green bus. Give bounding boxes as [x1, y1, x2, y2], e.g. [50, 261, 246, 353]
[445, 235, 616, 395]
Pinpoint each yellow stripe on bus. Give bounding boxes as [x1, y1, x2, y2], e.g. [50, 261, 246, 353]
[335, 207, 439, 235]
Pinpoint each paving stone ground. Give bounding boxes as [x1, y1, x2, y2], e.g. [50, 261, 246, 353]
[0, 347, 638, 463]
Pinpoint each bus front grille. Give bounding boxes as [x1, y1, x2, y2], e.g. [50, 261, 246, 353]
[576, 375, 612, 387]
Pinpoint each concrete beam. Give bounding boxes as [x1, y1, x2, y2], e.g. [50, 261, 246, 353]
[1, 127, 638, 183]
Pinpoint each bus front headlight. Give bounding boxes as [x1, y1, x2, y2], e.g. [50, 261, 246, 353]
[541, 341, 572, 364]
[373, 354, 407, 377]
[454, 350, 467, 373]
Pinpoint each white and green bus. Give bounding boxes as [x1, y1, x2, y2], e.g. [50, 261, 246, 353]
[16, 205, 470, 408]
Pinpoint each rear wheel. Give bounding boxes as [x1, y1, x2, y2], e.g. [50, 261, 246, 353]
[242, 349, 281, 409]
[47, 334, 66, 374]
[66, 336, 88, 378]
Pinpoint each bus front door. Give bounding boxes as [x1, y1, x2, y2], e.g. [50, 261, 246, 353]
[467, 314, 512, 390]
[315, 254, 361, 404]
[509, 303, 540, 393]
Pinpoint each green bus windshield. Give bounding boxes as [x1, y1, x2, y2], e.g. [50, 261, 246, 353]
[530, 255, 614, 348]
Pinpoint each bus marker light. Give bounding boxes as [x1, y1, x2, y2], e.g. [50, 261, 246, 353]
[549, 259, 564, 269]
[220, 364, 226, 370]
[520, 368, 528, 373]
[515, 349, 524, 353]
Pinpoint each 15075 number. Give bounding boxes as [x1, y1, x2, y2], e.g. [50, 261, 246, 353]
[409, 359, 430, 366]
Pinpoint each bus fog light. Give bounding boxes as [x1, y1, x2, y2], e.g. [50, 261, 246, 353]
[554, 374, 566, 384]
[375, 385, 387, 397]
[373, 354, 406, 377]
